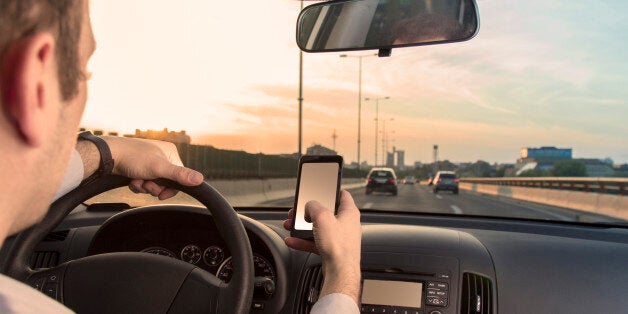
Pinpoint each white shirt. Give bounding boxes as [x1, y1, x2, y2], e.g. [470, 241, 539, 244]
[311, 293, 360, 314]
[1, 149, 360, 313]
[0, 275, 74, 314]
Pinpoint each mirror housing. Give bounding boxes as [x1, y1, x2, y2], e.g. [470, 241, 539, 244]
[297, 0, 480, 55]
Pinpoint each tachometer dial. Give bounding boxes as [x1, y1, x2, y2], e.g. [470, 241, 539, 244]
[140, 247, 175, 258]
[180, 245, 202, 264]
[217, 254, 276, 284]
[203, 246, 224, 266]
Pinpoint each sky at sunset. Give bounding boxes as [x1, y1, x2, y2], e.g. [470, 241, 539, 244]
[83, 0, 628, 164]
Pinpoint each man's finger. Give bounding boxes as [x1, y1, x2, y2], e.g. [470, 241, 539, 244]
[158, 188, 179, 200]
[336, 190, 360, 219]
[337, 190, 356, 211]
[283, 219, 293, 231]
[155, 163, 204, 187]
[142, 181, 164, 197]
[285, 237, 319, 254]
[304, 200, 329, 223]
[128, 182, 141, 194]
[130, 179, 148, 194]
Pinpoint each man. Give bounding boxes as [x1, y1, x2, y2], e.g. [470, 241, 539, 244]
[0, 0, 361, 313]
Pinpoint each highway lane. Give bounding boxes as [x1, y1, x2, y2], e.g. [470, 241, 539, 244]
[261, 183, 623, 223]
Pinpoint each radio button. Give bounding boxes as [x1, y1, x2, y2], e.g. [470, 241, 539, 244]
[426, 297, 448, 307]
[427, 281, 448, 291]
[437, 273, 451, 280]
[361, 305, 375, 313]
[398, 308, 421, 314]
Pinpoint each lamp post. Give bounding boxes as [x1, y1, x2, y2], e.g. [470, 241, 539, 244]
[382, 118, 394, 165]
[297, 0, 304, 158]
[340, 53, 377, 170]
[365, 96, 389, 166]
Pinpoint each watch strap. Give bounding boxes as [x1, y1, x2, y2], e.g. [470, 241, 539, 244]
[77, 131, 114, 186]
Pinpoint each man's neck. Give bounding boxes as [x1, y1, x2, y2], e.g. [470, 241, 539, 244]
[0, 214, 13, 250]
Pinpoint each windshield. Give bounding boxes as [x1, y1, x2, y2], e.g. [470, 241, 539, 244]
[85, 0, 627, 225]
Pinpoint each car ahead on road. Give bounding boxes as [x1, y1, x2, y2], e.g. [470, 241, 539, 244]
[433, 171, 459, 194]
[2, 0, 628, 314]
[404, 176, 417, 185]
[366, 168, 398, 196]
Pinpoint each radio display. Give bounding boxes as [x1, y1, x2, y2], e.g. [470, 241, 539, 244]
[361, 279, 423, 308]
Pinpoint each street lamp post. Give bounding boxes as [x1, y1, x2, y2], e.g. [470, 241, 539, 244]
[365, 96, 389, 166]
[298, 0, 304, 158]
[382, 118, 394, 165]
[340, 53, 377, 170]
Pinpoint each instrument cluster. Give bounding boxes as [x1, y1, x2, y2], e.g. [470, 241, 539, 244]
[140, 243, 276, 297]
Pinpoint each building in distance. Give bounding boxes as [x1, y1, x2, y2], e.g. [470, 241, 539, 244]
[306, 144, 337, 156]
[125, 128, 191, 145]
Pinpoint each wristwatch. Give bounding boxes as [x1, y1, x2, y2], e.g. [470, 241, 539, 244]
[77, 131, 115, 186]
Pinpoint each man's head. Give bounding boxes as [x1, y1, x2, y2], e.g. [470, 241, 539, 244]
[0, 0, 96, 235]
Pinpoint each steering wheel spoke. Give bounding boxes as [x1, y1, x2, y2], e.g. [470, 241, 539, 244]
[25, 264, 68, 304]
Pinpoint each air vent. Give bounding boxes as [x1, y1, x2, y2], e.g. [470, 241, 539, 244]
[461, 273, 493, 314]
[29, 251, 60, 269]
[295, 265, 324, 314]
[43, 230, 70, 242]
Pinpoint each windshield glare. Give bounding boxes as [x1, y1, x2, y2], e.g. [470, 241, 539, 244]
[85, 0, 627, 225]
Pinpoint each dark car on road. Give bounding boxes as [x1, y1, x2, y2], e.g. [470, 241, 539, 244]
[366, 168, 398, 196]
[404, 176, 416, 185]
[433, 171, 459, 194]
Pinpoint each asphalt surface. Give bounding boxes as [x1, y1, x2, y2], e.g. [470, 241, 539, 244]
[261, 183, 624, 223]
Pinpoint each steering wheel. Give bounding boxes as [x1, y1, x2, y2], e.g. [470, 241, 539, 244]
[1, 175, 254, 314]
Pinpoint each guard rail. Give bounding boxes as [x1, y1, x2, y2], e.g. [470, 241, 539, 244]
[461, 177, 626, 196]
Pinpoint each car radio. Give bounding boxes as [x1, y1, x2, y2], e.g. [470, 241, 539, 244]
[360, 271, 452, 314]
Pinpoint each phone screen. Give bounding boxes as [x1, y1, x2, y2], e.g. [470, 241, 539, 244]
[294, 162, 340, 231]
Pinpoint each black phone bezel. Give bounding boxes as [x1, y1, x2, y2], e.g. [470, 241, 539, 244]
[290, 155, 343, 239]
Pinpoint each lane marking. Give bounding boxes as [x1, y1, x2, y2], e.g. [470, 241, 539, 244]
[435, 195, 443, 200]
[465, 191, 572, 221]
[451, 205, 463, 214]
[363, 202, 373, 209]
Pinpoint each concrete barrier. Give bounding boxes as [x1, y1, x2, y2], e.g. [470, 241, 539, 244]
[460, 182, 628, 220]
[88, 178, 366, 207]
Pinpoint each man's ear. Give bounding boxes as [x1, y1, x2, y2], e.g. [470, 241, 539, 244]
[0, 32, 57, 147]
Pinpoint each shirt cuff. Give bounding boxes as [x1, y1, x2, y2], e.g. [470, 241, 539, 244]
[52, 149, 84, 202]
[310, 293, 360, 314]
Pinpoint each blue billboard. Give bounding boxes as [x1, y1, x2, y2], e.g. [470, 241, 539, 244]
[521, 147, 572, 159]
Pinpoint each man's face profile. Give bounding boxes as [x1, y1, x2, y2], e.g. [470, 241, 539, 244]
[0, 0, 96, 234]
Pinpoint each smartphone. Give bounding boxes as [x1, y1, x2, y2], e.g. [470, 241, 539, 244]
[291, 155, 343, 239]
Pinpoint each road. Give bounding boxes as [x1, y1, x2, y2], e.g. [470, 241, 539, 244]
[261, 183, 623, 223]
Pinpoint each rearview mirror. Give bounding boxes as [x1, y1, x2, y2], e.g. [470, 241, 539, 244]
[297, 0, 479, 54]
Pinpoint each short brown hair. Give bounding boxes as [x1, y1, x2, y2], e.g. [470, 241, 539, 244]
[0, 0, 83, 100]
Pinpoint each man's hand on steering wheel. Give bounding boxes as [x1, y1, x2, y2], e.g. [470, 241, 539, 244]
[77, 136, 204, 200]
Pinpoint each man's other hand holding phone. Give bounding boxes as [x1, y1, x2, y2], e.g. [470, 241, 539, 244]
[283, 190, 362, 304]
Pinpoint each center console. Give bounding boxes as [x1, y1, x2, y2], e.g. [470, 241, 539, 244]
[360, 252, 458, 314]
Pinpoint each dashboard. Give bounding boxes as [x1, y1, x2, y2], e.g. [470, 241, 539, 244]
[2, 203, 628, 313]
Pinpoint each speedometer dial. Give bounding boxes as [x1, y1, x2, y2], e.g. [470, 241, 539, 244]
[216, 254, 276, 284]
[180, 245, 202, 264]
[203, 246, 224, 266]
